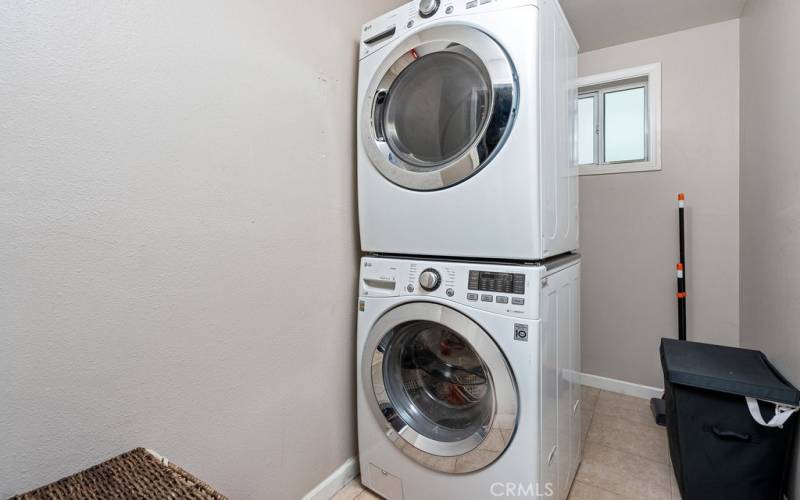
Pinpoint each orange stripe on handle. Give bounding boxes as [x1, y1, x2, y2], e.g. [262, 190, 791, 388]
[677, 292, 687, 299]
[678, 193, 685, 201]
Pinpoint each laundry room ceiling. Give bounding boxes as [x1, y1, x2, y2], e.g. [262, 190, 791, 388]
[560, 0, 747, 52]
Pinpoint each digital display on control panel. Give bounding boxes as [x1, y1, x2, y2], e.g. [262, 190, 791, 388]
[468, 271, 525, 294]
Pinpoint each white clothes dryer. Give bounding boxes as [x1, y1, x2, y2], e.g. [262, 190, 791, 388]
[357, 0, 579, 260]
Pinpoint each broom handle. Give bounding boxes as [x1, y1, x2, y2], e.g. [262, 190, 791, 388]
[677, 193, 687, 341]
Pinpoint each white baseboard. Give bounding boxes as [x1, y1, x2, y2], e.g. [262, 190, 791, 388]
[302, 456, 360, 500]
[581, 372, 663, 400]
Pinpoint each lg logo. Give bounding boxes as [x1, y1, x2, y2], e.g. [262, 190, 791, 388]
[490, 482, 554, 497]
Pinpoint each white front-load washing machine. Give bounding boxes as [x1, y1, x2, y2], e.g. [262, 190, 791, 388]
[356, 255, 582, 500]
[357, 0, 579, 261]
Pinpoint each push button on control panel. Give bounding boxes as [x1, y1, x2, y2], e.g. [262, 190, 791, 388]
[496, 296, 509, 304]
[467, 293, 479, 301]
[512, 297, 525, 306]
[481, 294, 493, 303]
[514, 323, 529, 342]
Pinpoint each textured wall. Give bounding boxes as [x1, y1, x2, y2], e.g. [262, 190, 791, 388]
[739, 1, 800, 497]
[0, 0, 397, 497]
[578, 20, 741, 388]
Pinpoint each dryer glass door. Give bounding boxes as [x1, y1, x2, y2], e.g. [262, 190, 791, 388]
[362, 25, 517, 191]
[364, 302, 517, 473]
[383, 52, 491, 168]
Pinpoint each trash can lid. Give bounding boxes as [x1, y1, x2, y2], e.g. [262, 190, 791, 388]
[661, 338, 800, 406]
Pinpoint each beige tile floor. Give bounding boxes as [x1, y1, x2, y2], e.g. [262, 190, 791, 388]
[332, 388, 681, 500]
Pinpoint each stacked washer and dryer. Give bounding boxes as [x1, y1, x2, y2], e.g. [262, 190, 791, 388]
[355, 1, 580, 499]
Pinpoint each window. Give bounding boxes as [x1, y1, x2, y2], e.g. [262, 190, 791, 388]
[576, 63, 661, 175]
[577, 94, 597, 165]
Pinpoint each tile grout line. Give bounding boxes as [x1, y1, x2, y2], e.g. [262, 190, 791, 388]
[591, 408, 666, 431]
[585, 429, 670, 468]
[575, 399, 637, 500]
[578, 442, 672, 500]
[575, 391, 597, 480]
[573, 479, 638, 500]
[593, 391, 667, 430]
[582, 391, 673, 497]
[587, 413, 667, 444]
[587, 392, 670, 468]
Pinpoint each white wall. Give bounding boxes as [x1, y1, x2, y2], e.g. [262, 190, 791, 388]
[739, 1, 800, 497]
[0, 0, 397, 497]
[578, 20, 741, 388]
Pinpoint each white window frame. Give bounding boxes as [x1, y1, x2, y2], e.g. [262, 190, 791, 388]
[576, 63, 662, 176]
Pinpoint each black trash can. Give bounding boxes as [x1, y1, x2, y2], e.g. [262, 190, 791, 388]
[660, 338, 800, 500]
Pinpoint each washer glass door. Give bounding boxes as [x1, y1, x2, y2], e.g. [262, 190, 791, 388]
[365, 302, 517, 473]
[363, 25, 517, 191]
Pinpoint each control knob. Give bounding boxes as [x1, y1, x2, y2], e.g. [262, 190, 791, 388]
[418, 268, 441, 291]
[418, 0, 440, 18]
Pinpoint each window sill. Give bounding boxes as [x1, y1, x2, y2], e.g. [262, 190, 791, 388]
[578, 160, 661, 176]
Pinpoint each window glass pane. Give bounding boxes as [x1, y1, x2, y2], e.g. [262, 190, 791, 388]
[577, 95, 596, 165]
[604, 87, 646, 163]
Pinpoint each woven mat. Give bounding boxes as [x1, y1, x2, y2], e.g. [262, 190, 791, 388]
[13, 448, 227, 499]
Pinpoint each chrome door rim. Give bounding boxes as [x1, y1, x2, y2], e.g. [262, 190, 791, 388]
[361, 24, 518, 191]
[363, 302, 518, 473]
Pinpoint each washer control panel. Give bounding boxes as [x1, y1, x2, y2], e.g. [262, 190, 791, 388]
[359, 256, 542, 320]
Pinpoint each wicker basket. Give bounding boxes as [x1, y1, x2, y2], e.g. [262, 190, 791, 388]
[13, 448, 227, 499]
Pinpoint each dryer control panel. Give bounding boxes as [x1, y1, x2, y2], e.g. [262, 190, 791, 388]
[359, 256, 544, 320]
[360, 0, 537, 58]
